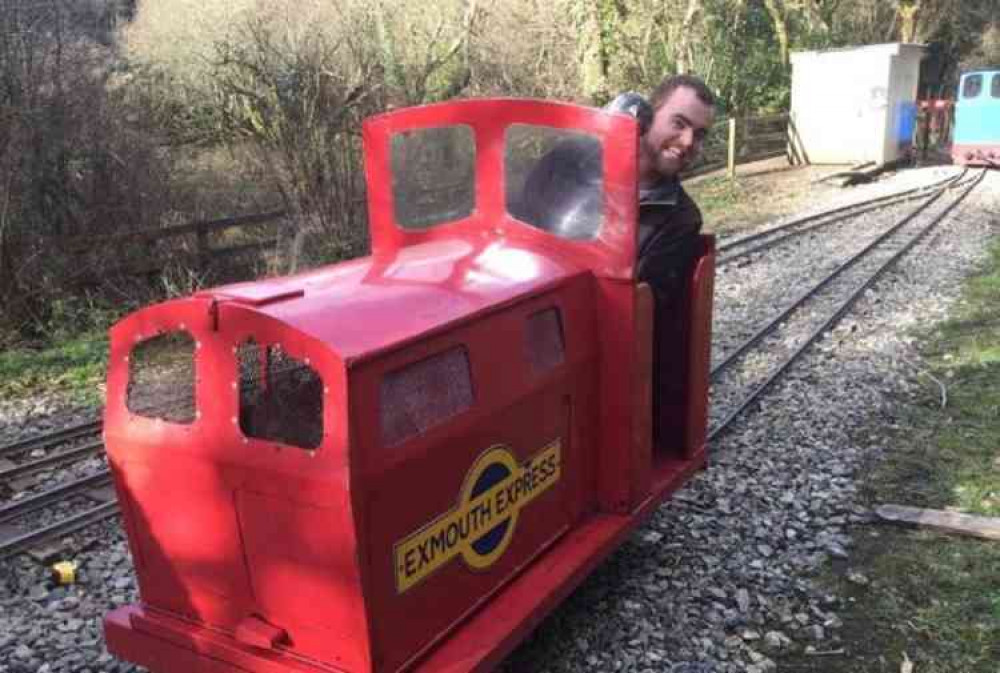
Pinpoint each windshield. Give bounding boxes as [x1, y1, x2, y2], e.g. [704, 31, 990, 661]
[505, 124, 604, 241]
[391, 125, 476, 228]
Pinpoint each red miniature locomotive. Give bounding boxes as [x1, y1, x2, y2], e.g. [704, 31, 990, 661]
[102, 98, 715, 672]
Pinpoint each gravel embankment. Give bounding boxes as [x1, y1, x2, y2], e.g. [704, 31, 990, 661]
[1, 166, 996, 673]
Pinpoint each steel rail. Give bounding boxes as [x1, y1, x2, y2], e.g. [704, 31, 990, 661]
[715, 169, 967, 260]
[707, 169, 986, 444]
[716, 176, 974, 267]
[0, 440, 103, 482]
[709, 172, 964, 382]
[0, 500, 119, 560]
[0, 419, 102, 459]
[0, 472, 113, 525]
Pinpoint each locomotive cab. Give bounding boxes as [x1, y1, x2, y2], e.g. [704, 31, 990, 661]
[952, 68, 1000, 166]
[103, 99, 715, 673]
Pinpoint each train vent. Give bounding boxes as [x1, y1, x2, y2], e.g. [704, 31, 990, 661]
[126, 331, 197, 424]
[237, 340, 324, 450]
[525, 307, 565, 375]
[380, 346, 474, 447]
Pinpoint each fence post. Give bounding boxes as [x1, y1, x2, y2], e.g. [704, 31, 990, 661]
[196, 224, 209, 274]
[727, 117, 737, 180]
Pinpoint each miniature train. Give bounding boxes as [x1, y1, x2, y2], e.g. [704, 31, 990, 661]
[952, 68, 1000, 166]
[102, 98, 716, 672]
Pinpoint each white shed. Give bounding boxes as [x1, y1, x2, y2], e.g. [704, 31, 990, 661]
[789, 43, 925, 165]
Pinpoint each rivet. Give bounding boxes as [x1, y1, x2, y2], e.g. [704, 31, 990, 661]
[323, 387, 329, 394]
[231, 416, 238, 424]
[242, 437, 249, 444]
[304, 357, 311, 365]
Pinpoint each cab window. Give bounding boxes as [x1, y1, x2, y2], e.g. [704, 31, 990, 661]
[992, 74, 1000, 98]
[505, 124, 604, 241]
[391, 125, 476, 229]
[963, 74, 983, 99]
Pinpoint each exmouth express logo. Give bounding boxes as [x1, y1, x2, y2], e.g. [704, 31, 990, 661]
[394, 439, 561, 594]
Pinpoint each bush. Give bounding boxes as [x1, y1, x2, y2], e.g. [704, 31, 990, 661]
[0, 0, 177, 343]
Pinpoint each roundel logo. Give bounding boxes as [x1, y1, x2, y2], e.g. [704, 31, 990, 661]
[393, 439, 561, 594]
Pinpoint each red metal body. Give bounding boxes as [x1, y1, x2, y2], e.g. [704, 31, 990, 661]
[103, 98, 715, 672]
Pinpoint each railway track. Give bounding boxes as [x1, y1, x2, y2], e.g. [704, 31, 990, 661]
[706, 168, 987, 443]
[0, 169, 988, 561]
[0, 417, 102, 459]
[716, 168, 971, 266]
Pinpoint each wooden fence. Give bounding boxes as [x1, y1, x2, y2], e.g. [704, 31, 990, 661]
[683, 113, 790, 180]
[67, 209, 288, 287]
[74, 113, 790, 285]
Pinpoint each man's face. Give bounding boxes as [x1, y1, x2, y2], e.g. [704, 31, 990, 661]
[641, 86, 715, 179]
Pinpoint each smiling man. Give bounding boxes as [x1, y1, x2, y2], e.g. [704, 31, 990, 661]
[515, 73, 716, 291]
[633, 74, 716, 297]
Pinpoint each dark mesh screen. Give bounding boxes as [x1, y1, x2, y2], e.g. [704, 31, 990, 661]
[126, 331, 197, 424]
[525, 307, 565, 375]
[380, 346, 474, 447]
[391, 125, 476, 228]
[238, 341, 324, 450]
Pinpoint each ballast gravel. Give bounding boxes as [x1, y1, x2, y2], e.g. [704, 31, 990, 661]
[0, 166, 997, 673]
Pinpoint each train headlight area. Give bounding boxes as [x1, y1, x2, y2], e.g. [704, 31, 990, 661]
[101, 99, 717, 673]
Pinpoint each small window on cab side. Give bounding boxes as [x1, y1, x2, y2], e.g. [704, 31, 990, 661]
[505, 124, 605, 241]
[391, 125, 476, 229]
[992, 74, 1000, 98]
[525, 307, 565, 376]
[380, 346, 475, 447]
[963, 74, 983, 99]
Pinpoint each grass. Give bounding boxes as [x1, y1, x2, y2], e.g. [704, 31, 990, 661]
[0, 332, 109, 407]
[0, 296, 120, 407]
[686, 175, 750, 234]
[780, 240, 1000, 672]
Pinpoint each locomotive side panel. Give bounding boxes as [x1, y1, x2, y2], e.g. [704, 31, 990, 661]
[349, 277, 599, 672]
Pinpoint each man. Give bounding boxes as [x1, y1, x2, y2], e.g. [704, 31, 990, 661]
[607, 76, 715, 448]
[630, 74, 716, 298]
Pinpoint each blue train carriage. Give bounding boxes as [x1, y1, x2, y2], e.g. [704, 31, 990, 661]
[952, 67, 1000, 166]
